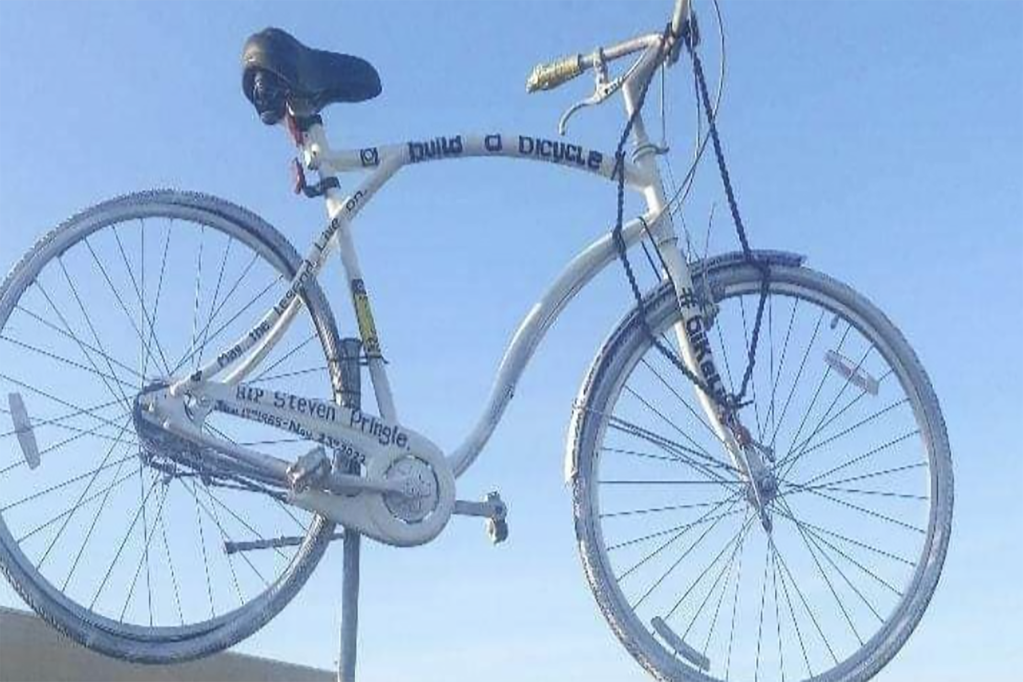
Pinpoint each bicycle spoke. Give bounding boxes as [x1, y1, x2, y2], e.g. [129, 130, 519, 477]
[195, 233, 234, 369]
[1, 452, 135, 512]
[187, 474, 217, 618]
[754, 538, 770, 681]
[785, 505, 886, 624]
[778, 498, 863, 645]
[188, 224, 207, 370]
[738, 294, 764, 440]
[790, 486, 926, 534]
[724, 519, 746, 680]
[600, 408, 738, 479]
[186, 479, 267, 589]
[681, 513, 753, 640]
[778, 505, 905, 595]
[13, 305, 146, 384]
[62, 449, 140, 592]
[249, 366, 326, 385]
[639, 355, 724, 445]
[772, 538, 813, 678]
[199, 481, 290, 562]
[623, 384, 721, 464]
[120, 475, 169, 623]
[700, 508, 749, 656]
[770, 545, 786, 682]
[110, 225, 173, 376]
[779, 323, 852, 469]
[0, 395, 123, 440]
[169, 255, 271, 374]
[139, 221, 173, 384]
[604, 418, 738, 484]
[0, 408, 134, 479]
[0, 334, 137, 397]
[785, 462, 928, 497]
[33, 277, 130, 411]
[89, 472, 161, 610]
[250, 333, 318, 383]
[771, 508, 914, 569]
[784, 367, 895, 463]
[768, 308, 825, 451]
[601, 478, 739, 487]
[600, 497, 732, 519]
[797, 428, 920, 488]
[631, 499, 743, 610]
[779, 343, 875, 468]
[610, 502, 742, 558]
[779, 398, 911, 480]
[158, 513, 185, 626]
[771, 535, 839, 664]
[665, 513, 754, 621]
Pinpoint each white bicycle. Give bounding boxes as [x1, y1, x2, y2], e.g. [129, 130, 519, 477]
[0, 2, 952, 681]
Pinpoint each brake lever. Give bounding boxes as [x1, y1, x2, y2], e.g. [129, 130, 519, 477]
[558, 49, 624, 136]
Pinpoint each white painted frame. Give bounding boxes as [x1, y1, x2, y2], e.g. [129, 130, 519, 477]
[167, 33, 742, 488]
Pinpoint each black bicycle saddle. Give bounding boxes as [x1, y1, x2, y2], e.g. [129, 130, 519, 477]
[242, 27, 381, 124]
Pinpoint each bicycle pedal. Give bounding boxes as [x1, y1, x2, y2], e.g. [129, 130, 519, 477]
[486, 517, 509, 545]
[454, 491, 509, 544]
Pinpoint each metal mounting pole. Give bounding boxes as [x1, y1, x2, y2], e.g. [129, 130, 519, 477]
[336, 338, 363, 682]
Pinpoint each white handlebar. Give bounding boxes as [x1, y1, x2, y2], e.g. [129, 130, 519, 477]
[526, 0, 693, 94]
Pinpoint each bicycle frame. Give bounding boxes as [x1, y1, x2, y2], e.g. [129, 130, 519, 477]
[165, 42, 743, 499]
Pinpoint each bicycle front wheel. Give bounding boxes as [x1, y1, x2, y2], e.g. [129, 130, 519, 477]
[0, 190, 343, 662]
[571, 256, 952, 682]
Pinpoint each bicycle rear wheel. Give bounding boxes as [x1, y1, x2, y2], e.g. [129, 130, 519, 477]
[571, 256, 952, 682]
[0, 190, 343, 662]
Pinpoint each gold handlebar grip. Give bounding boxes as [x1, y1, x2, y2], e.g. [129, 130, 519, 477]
[525, 54, 584, 93]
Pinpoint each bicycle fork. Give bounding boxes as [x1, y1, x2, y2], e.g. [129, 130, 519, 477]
[628, 109, 775, 531]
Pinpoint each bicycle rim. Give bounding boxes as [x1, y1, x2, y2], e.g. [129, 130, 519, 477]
[573, 261, 952, 682]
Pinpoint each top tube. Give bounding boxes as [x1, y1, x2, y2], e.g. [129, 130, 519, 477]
[308, 132, 657, 190]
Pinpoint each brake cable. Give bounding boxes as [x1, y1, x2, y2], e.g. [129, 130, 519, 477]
[610, 17, 770, 416]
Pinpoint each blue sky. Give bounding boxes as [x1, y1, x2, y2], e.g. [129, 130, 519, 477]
[0, 2, 1020, 681]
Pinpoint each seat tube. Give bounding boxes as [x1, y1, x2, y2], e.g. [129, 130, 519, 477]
[306, 123, 399, 422]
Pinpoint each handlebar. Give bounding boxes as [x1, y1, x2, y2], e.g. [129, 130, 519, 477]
[525, 0, 691, 94]
[525, 35, 659, 93]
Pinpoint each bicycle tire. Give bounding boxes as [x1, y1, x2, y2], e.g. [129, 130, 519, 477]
[571, 255, 952, 682]
[0, 190, 342, 662]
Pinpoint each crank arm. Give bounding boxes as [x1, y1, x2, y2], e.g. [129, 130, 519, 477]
[287, 445, 406, 496]
[224, 531, 345, 555]
[454, 492, 509, 544]
[453, 492, 506, 521]
[289, 445, 456, 548]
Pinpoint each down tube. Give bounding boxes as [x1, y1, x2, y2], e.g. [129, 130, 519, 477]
[449, 213, 658, 478]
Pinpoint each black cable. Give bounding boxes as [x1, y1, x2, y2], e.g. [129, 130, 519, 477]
[610, 16, 770, 415]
